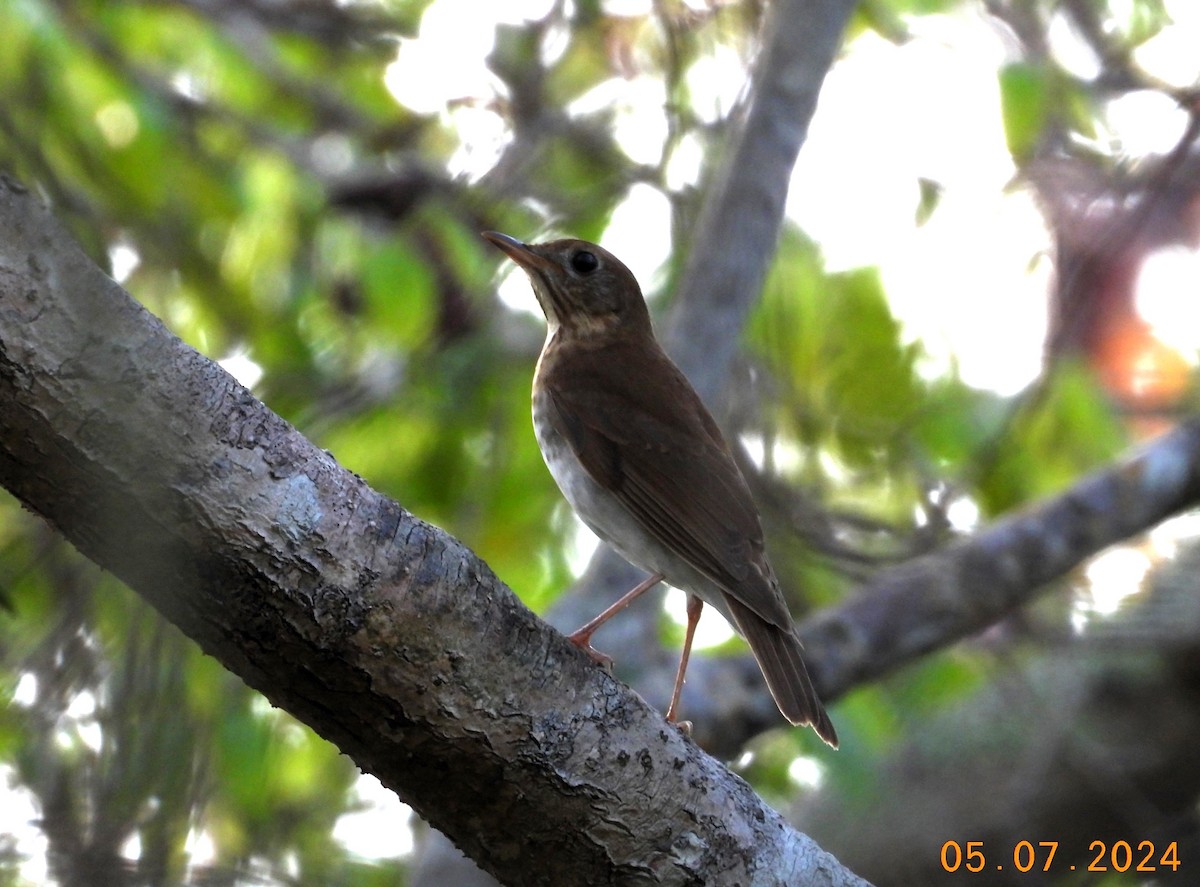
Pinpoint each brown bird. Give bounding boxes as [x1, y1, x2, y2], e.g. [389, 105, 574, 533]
[484, 231, 837, 747]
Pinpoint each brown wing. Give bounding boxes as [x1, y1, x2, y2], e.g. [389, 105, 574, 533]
[542, 337, 792, 630]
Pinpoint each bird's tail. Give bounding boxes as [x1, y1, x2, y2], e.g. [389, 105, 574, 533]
[725, 597, 838, 748]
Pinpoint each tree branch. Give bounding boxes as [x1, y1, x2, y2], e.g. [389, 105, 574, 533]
[0, 177, 866, 885]
[802, 418, 1200, 699]
[664, 0, 856, 400]
[800, 543, 1200, 884]
[549, 412, 1200, 763]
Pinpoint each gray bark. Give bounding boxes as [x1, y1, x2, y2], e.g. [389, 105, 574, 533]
[664, 0, 857, 402]
[0, 174, 868, 886]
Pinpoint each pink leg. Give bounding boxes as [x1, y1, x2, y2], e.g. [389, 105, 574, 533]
[665, 594, 704, 724]
[567, 572, 664, 666]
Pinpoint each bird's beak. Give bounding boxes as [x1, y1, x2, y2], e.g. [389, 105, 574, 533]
[481, 231, 555, 273]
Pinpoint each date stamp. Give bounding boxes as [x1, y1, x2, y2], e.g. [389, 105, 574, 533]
[940, 840, 1180, 875]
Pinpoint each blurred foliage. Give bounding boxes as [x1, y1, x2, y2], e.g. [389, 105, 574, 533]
[0, 0, 1192, 884]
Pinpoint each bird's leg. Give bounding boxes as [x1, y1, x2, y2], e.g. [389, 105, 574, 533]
[567, 571, 664, 668]
[665, 594, 704, 727]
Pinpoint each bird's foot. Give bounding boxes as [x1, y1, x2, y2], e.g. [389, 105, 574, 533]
[567, 632, 614, 673]
[671, 719, 693, 736]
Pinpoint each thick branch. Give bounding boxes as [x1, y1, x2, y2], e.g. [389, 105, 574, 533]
[0, 178, 866, 885]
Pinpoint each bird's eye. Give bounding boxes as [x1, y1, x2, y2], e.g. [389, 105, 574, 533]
[570, 251, 599, 274]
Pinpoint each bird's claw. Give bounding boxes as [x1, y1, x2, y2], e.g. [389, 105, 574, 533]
[568, 635, 615, 673]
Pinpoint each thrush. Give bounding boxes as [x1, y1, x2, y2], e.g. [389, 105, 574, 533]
[484, 231, 837, 747]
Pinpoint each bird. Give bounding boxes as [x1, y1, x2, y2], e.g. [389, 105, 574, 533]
[483, 231, 837, 747]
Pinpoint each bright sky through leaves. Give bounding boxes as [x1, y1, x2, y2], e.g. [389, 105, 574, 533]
[393, 1, 1200, 398]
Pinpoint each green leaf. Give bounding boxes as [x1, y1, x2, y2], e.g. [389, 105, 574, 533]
[915, 176, 943, 226]
[998, 62, 1050, 162]
[1124, 0, 1171, 47]
[980, 365, 1125, 514]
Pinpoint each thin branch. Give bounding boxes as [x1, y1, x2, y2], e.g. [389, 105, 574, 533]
[803, 416, 1200, 699]
[800, 547, 1200, 883]
[663, 0, 857, 402]
[573, 410, 1200, 747]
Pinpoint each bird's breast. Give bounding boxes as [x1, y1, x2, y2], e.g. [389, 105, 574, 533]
[531, 383, 616, 537]
[531, 366, 733, 623]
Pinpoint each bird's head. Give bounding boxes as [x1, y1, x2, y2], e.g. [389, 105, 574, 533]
[483, 232, 652, 338]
